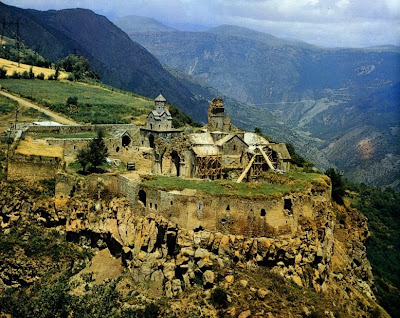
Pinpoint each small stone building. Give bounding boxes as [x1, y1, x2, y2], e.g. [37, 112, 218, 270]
[140, 94, 182, 148]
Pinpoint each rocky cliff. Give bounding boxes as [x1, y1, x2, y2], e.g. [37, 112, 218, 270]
[0, 179, 388, 317]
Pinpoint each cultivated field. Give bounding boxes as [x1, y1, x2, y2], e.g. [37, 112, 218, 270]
[0, 79, 153, 124]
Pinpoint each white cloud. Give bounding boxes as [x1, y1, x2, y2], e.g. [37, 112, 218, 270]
[2, 0, 399, 47]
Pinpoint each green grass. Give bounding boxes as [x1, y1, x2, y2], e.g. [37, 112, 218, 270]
[0, 94, 18, 115]
[0, 79, 153, 124]
[21, 108, 51, 120]
[34, 132, 99, 139]
[142, 175, 311, 198]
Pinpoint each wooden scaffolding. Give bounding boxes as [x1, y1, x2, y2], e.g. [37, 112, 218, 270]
[237, 147, 278, 183]
[195, 155, 222, 180]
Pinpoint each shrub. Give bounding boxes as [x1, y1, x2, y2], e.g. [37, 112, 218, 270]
[10, 71, 20, 79]
[325, 168, 345, 204]
[36, 73, 45, 80]
[286, 143, 312, 168]
[144, 303, 160, 318]
[29, 66, 35, 79]
[210, 287, 228, 309]
[66, 96, 78, 106]
[21, 71, 30, 79]
[0, 67, 7, 79]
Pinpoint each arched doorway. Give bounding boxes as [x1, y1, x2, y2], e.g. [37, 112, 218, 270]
[122, 135, 131, 147]
[149, 134, 155, 148]
[171, 151, 181, 177]
[138, 190, 147, 207]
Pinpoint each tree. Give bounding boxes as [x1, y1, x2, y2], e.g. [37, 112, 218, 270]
[58, 54, 90, 80]
[286, 143, 312, 168]
[76, 149, 89, 172]
[75, 130, 108, 173]
[0, 67, 7, 79]
[325, 168, 345, 204]
[87, 130, 109, 170]
[254, 127, 273, 142]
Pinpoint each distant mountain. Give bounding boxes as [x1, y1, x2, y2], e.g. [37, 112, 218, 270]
[114, 15, 176, 33]
[122, 22, 400, 188]
[0, 2, 208, 120]
[0, 2, 332, 170]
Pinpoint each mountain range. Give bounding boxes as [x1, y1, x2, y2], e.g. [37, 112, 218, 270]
[116, 17, 400, 188]
[0, 2, 398, 187]
[0, 2, 331, 170]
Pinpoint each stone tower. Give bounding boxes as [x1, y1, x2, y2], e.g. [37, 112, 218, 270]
[207, 97, 233, 132]
[207, 97, 225, 131]
[155, 93, 167, 114]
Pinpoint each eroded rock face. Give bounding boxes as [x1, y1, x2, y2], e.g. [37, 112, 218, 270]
[0, 180, 375, 307]
[64, 195, 339, 295]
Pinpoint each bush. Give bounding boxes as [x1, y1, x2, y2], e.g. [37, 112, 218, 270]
[66, 96, 78, 106]
[67, 73, 75, 81]
[10, 71, 20, 79]
[144, 303, 160, 318]
[210, 287, 228, 309]
[36, 73, 45, 80]
[21, 71, 30, 79]
[325, 168, 345, 204]
[29, 67, 35, 79]
[286, 143, 312, 168]
[0, 67, 7, 79]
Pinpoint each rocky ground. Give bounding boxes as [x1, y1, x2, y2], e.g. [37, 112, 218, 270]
[0, 179, 389, 317]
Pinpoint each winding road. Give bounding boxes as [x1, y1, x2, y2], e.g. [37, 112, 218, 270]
[0, 89, 79, 126]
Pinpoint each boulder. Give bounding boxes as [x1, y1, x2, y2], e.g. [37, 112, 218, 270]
[202, 270, 215, 286]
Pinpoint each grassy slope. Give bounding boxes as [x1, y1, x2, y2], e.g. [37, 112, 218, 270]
[142, 171, 327, 198]
[0, 79, 153, 124]
[0, 58, 69, 79]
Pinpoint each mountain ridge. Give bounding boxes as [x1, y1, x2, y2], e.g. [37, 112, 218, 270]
[121, 19, 400, 188]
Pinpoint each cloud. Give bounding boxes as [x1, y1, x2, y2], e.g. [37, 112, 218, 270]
[2, 0, 399, 47]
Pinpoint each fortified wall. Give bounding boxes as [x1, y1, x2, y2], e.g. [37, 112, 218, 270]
[117, 175, 332, 237]
[23, 124, 138, 136]
[8, 152, 64, 181]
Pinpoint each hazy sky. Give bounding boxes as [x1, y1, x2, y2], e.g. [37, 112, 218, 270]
[3, 0, 400, 47]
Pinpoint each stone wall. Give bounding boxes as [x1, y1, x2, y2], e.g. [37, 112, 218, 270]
[47, 137, 142, 161]
[24, 124, 138, 136]
[8, 153, 64, 181]
[119, 181, 331, 237]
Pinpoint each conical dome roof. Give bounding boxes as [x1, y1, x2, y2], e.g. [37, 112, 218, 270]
[155, 94, 166, 102]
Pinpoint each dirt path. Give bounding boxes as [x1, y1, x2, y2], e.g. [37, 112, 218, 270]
[0, 90, 79, 125]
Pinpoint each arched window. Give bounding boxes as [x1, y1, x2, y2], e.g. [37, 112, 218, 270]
[138, 190, 146, 206]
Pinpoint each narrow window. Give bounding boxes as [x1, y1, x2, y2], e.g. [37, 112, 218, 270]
[260, 208, 266, 217]
[226, 205, 230, 211]
[284, 198, 293, 212]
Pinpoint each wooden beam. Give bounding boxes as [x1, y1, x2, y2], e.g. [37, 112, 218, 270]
[259, 147, 275, 171]
[237, 154, 256, 183]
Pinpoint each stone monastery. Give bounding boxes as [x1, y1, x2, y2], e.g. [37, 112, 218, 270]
[6, 95, 331, 238]
[8, 94, 291, 183]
